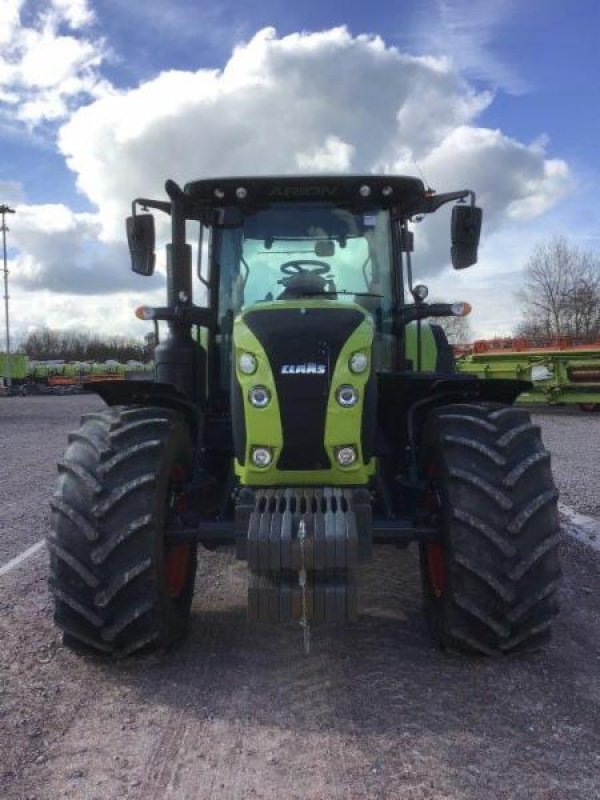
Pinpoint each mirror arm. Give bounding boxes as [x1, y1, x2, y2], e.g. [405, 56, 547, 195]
[141, 304, 216, 328]
[420, 189, 475, 214]
[131, 198, 171, 217]
[391, 302, 464, 328]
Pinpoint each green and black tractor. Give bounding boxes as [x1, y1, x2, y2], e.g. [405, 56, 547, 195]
[49, 175, 561, 657]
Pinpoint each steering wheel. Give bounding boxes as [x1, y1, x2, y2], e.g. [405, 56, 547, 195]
[280, 260, 331, 276]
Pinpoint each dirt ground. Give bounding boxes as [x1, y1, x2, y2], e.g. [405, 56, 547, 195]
[1, 396, 599, 800]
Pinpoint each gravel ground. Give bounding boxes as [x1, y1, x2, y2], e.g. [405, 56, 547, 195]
[530, 408, 600, 519]
[0, 395, 599, 800]
[0, 394, 103, 565]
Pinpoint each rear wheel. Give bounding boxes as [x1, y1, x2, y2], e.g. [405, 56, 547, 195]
[49, 405, 197, 657]
[419, 403, 561, 655]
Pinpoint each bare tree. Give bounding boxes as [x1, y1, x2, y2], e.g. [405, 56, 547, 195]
[143, 330, 157, 359]
[567, 251, 600, 337]
[20, 328, 150, 362]
[428, 298, 473, 343]
[516, 237, 600, 341]
[434, 313, 473, 344]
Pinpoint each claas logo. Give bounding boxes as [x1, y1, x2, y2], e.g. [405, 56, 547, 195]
[280, 363, 327, 375]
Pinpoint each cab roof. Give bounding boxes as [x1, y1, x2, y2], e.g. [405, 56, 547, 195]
[182, 174, 427, 213]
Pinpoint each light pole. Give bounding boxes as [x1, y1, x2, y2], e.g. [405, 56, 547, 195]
[1, 204, 15, 389]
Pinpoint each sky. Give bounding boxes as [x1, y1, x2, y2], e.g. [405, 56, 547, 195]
[1, 0, 599, 342]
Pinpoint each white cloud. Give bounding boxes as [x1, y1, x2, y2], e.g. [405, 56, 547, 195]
[295, 135, 355, 172]
[414, 126, 571, 219]
[0, 0, 23, 46]
[9, 287, 164, 343]
[58, 28, 570, 267]
[5, 26, 573, 338]
[59, 25, 502, 230]
[390, 125, 572, 281]
[10, 203, 164, 294]
[51, 0, 95, 29]
[6, 202, 166, 341]
[0, 0, 107, 125]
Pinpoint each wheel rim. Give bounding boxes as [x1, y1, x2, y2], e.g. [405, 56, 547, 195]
[424, 464, 447, 598]
[164, 463, 191, 599]
[164, 544, 192, 598]
[425, 543, 446, 598]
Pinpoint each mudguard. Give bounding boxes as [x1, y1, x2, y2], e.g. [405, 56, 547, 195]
[84, 379, 202, 437]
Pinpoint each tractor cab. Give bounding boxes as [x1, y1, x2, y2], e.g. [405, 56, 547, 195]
[127, 176, 481, 489]
[128, 176, 479, 387]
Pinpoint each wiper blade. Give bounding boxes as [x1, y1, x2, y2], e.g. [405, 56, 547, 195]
[342, 291, 383, 298]
[292, 289, 383, 298]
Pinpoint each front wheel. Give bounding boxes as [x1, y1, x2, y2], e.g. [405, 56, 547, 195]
[419, 403, 561, 655]
[49, 405, 198, 657]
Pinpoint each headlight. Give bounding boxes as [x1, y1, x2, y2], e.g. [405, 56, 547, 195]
[336, 385, 359, 407]
[239, 352, 257, 374]
[251, 447, 272, 467]
[349, 352, 369, 374]
[249, 385, 271, 408]
[336, 446, 357, 467]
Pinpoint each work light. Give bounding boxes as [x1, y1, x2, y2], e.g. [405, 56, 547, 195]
[249, 386, 271, 408]
[349, 352, 368, 374]
[251, 447, 273, 467]
[412, 284, 429, 302]
[239, 352, 257, 374]
[336, 446, 357, 467]
[336, 385, 359, 407]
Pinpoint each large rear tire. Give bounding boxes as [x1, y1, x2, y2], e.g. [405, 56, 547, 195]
[419, 403, 561, 655]
[49, 405, 197, 657]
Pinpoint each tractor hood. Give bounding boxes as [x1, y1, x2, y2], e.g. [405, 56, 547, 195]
[232, 299, 376, 486]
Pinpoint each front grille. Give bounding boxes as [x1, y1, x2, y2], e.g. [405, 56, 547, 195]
[244, 307, 364, 470]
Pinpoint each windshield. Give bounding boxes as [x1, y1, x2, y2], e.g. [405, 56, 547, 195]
[214, 204, 393, 314]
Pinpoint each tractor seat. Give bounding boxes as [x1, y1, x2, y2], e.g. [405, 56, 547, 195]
[277, 273, 336, 300]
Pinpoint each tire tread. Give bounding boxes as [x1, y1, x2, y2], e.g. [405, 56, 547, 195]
[49, 405, 197, 657]
[420, 401, 561, 656]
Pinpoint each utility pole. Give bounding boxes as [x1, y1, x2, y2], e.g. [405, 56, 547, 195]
[1, 204, 15, 389]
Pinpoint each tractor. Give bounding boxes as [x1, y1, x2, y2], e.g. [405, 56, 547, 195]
[49, 175, 561, 657]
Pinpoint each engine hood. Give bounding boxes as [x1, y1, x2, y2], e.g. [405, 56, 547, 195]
[232, 299, 376, 486]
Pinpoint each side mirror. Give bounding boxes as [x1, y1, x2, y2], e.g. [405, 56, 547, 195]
[126, 214, 156, 276]
[451, 205, 482, 269]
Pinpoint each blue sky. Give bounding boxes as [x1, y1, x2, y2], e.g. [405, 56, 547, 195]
[1, 0, 598, 338]
[59, 0, 600, 150]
